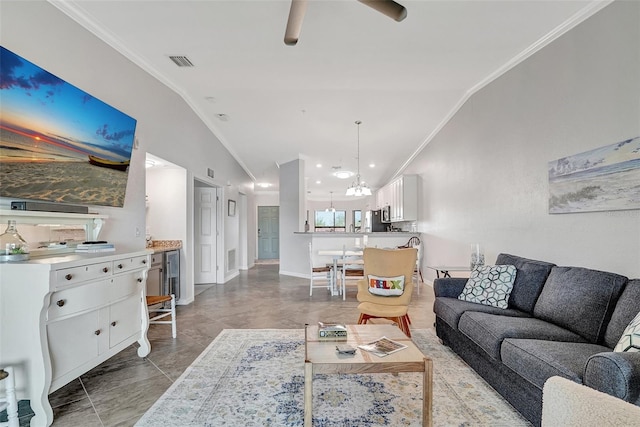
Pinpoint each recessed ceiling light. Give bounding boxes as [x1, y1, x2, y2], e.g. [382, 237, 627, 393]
[256, 182, 272, 188]
[316, 163, 322, 168]
[315, 180, 321, 184]
[215, 113, 228, 121]
[333, 170, 354, 179]
[369, 163, 376, 168]
[205, 96, 216, 103]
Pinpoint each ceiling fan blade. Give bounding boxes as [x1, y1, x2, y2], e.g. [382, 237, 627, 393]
[284, 0, 308, 46]
[357, 0, 407, 22]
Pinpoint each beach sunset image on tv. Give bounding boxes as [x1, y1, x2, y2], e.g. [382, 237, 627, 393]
[0, 46, 137, 208]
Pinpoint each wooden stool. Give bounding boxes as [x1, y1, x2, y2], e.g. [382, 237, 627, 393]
[146, 294, 177, 338]
[0, 367, 19, 427]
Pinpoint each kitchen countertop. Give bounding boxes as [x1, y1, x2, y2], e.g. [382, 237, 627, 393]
[147, 240, 182, 253]
[294, 232, 419, 236]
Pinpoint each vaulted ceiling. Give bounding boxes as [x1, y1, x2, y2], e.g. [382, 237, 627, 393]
[51, 0, 606, 200]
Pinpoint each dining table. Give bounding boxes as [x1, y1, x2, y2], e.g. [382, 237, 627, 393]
[317, 249, 364, 296]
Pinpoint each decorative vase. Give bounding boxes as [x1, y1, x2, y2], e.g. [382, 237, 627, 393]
[470, 243, 484, 271]
[0, 220, 30, 261]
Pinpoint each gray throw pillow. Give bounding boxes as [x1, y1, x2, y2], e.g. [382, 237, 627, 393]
[458, 265, 517, 309]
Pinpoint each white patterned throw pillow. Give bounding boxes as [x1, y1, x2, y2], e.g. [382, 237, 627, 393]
[368, 275, 405, 296]
[614, 311, 640, 352]
[458, 264, 517, 309]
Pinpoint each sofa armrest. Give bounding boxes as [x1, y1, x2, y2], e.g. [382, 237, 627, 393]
[433, 278, 468, 298]
[583, 351, 640, 405]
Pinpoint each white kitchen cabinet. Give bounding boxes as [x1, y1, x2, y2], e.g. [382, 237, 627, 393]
[146, 253, 163, 296]
[0, 250, 150, 427]
[375, 175, 418, 222]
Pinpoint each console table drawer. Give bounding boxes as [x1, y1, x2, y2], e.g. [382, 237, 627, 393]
[48, 280, 110, 320]
[112, 255, 149, 274]
[55, 261, 112, 287]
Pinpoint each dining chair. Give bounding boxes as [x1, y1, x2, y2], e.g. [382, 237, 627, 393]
[339, 245, 364, 300]
[308, 242, 333, 296]
[146, 294, 177, 338]
[356, 247, 417, 337]
[0, 367, 19, 427]
[398, 236, 423, 294]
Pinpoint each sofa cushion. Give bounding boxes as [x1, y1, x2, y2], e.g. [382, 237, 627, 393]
[496, 253, 555, 313]
[458, 264, 517, 308]
[605, 279, 640, 348]
[614, 311, 640, 352]
[501, 338, 609, 390]
[434, 297, 530, 330]
[533, 266, 627, 344]
[458, 311, 587, 360]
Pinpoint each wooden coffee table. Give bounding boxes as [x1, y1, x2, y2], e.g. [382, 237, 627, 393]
[304, 324, 433, 426]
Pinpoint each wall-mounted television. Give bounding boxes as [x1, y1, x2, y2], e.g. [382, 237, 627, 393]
[0, 46, 137, 208]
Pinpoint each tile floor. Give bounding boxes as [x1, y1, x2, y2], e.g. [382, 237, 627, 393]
[15, 264, 435, 426]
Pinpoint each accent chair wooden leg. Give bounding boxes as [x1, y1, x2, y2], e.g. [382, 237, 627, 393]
[400, 315, 411, 337]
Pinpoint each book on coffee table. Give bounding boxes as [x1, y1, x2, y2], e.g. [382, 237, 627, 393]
[358, 336, 407, 357]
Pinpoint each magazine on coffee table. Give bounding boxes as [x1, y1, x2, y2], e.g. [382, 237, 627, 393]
[358, 336, 407, 357]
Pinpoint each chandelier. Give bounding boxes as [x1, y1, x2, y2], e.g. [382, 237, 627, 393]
[325, 191, 336, 212]
[346, 120, 372, 196]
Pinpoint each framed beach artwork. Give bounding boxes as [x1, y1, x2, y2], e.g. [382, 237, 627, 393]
[548, 136, 640, 214]
[0, 46, 137, 208]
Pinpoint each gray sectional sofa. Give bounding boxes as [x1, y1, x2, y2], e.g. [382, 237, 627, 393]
[433, 253, 640, 426]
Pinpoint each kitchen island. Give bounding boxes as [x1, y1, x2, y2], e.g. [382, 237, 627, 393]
[296, 231, 420, 272]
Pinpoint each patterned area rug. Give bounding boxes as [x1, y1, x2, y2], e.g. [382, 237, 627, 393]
[136, 329, 530, 426]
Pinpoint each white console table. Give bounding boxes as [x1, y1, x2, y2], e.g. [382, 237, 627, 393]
[0, 247, 150, 426]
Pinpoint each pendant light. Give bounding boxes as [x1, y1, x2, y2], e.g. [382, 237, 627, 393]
[346, 120, 372, 196]
[325, 191, 336, 212]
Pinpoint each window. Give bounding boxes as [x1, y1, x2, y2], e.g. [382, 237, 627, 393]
[353, 210, 362, 232]
[314, 210, 346, 232]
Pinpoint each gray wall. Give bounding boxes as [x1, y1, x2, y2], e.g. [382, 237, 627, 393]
[405, 1, 640, 279]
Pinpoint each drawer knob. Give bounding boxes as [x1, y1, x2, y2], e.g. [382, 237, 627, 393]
[103, 267, 109, 273]
[94, 330, 101, 336]
[137, 278, 143, 283]
[56, 299, 65, 307]
[142, 259, 147, 264]
[65, 274, 73, 281]
[111, 321, 117, 327]
[118, 264, 124, 269]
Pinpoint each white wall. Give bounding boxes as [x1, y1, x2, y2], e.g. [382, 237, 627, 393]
[405, 1, 640, 280]
[1, 2, 254, 292]
[279, 159, 306, 276]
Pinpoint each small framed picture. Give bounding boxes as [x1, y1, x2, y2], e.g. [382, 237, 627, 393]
[228, 199, 236, 216]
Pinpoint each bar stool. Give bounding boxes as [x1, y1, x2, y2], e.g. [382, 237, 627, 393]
[0, 367, 19, 427]
[146, 294, 177, 338]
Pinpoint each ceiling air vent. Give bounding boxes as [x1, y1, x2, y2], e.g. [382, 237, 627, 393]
[169, 55, 194, 67]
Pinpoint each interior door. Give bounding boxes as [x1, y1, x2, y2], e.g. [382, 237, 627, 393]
[195, 186, 217, 284]
[257, 206, 279, 259]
